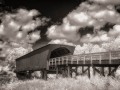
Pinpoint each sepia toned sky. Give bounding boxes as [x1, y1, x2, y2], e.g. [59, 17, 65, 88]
[1, 0, 120, 47]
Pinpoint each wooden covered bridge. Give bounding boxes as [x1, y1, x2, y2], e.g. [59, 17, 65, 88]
[15, 44, 120, 80]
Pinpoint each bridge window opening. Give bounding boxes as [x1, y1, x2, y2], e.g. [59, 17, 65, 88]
[50, 47, 71, 58]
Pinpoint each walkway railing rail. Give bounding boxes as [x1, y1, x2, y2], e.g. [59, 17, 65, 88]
[49, 51, 120, 66]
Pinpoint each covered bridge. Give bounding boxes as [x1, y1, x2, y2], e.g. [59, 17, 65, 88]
[15, 44, 75, 79]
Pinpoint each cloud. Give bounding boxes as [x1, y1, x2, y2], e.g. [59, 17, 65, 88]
[47, 2, 120, 45]
[89, 0, 120, 5]
[49, 39, 75, 46]
[108, 25, 120, 37]
[28, 31, 41, 43]
[68, 2, 120, 28]
[47, 18, 80, 42]
[0, 8, 47, 43]
[74, 43, 106, 54]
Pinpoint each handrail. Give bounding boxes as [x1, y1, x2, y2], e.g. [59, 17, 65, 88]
[49, 51, 120, 66]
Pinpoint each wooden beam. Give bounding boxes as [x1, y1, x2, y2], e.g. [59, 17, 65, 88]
[101, 67, 105, 76]
[83, 67, 89, 73]
[56, 66, 59, 79]
[82, 66, 84, 75]
[41, 70, 44, 79]
[67, 66, 71, 77]
[88, 66, 90, 78]
[109, 66, 118, 77]
[62, 66, 67, 78]
[94, 67, 101, 74]
[75, 66, 78, 76]
[42, 69, 47, 80]
[92, 66, 96, 76]
[108, 67, 111, 76]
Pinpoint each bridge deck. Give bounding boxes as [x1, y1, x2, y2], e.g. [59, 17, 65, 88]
[49, 51, 120, 66]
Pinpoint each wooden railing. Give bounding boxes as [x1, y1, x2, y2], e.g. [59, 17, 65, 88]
[49, 51, 120, 66]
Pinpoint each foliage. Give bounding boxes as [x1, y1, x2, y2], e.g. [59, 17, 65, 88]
[0, 45, 33, 86]
[1, 75, 120, 90]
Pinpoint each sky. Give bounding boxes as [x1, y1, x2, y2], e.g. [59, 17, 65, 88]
[0, 0, 120, 54]
[0, 0, 82, 46]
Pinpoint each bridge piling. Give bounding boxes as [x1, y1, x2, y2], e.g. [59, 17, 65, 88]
[101, 67, 105, 76]
[56, 66, 59, 79]
[41, 69, 47, 80]
[67, 65, 71, 77]
[88, 66, 90, 78]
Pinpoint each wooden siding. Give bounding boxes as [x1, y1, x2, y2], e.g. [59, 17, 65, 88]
[15, 44, 75, 72]
[16, 46, 50, 72]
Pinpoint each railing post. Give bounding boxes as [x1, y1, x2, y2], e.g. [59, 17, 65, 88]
[99, 55, 102, 64]
[83, 56, 85, 64]
[62, 57, 64, 65]
[90, 55, 92, 65]
[55, 58, 56, 66]
[52, 59, 54, 65]
[66, 56, 68, 65]
[109, 52, 112, 64]
[71, 58, 73, 64]
[59, 58, 60, 65]
[77, 58, 79, 64]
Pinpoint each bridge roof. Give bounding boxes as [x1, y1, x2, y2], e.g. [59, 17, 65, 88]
[16, 44, 75, 61]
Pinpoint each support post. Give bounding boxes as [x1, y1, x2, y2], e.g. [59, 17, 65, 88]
[56, 66, 59, 79]
[108, 67, 111, 76]
[75, 66, 78, 76]
[94, 67, 101, 74]
[67, 66, 71, 77]
[42, 69, 47, 80]
[41, 70, 44, 79]
[101, 67, 105, 76]
[88, 66, 90, 78]
[93, 66, 96, 76]
[62, 66, 66, 78]
[110, 66, 118, 77]
[82, 66, 84, 75]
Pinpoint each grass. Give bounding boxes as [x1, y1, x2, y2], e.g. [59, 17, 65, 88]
[1, 75, 120, 90]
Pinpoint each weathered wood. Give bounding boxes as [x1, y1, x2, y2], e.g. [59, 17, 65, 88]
[62, 66, 67, 78]
[67, 66, 71, 77]
[109, 52, 112, 64]
[75, 66, 78, 76]
[94, 67, 101, 74]
[92, 66, 96, 76]
[108, 67, 111, 76]
[83, 67, 89, 73]
[101, 67, 105, 76]
[88, 66, 90, 78]
[109, 66, 118, 77]
[42, 69, 47, 80]
[56, 66, 59, 78]
[99, 55, 102, 64]
[82, 66, 84, 74]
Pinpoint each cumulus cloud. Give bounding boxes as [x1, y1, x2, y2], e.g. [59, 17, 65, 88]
[47, 1, 120, 45]
[89, 0, 120, 5]
[49, 39, 75, 46]
[0, 8, 50, 57]
[47, 18, 80, 42]
[46, 0, 120, 54]
[0, 8, 48, 44]
[74, 43, 106, 54]
[108, 25, 120, 37]
[67, 2, 120, 28]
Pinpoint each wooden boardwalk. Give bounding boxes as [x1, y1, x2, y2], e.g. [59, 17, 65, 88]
[48, 51, 120, 78]
[49, 51, 120, 66]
